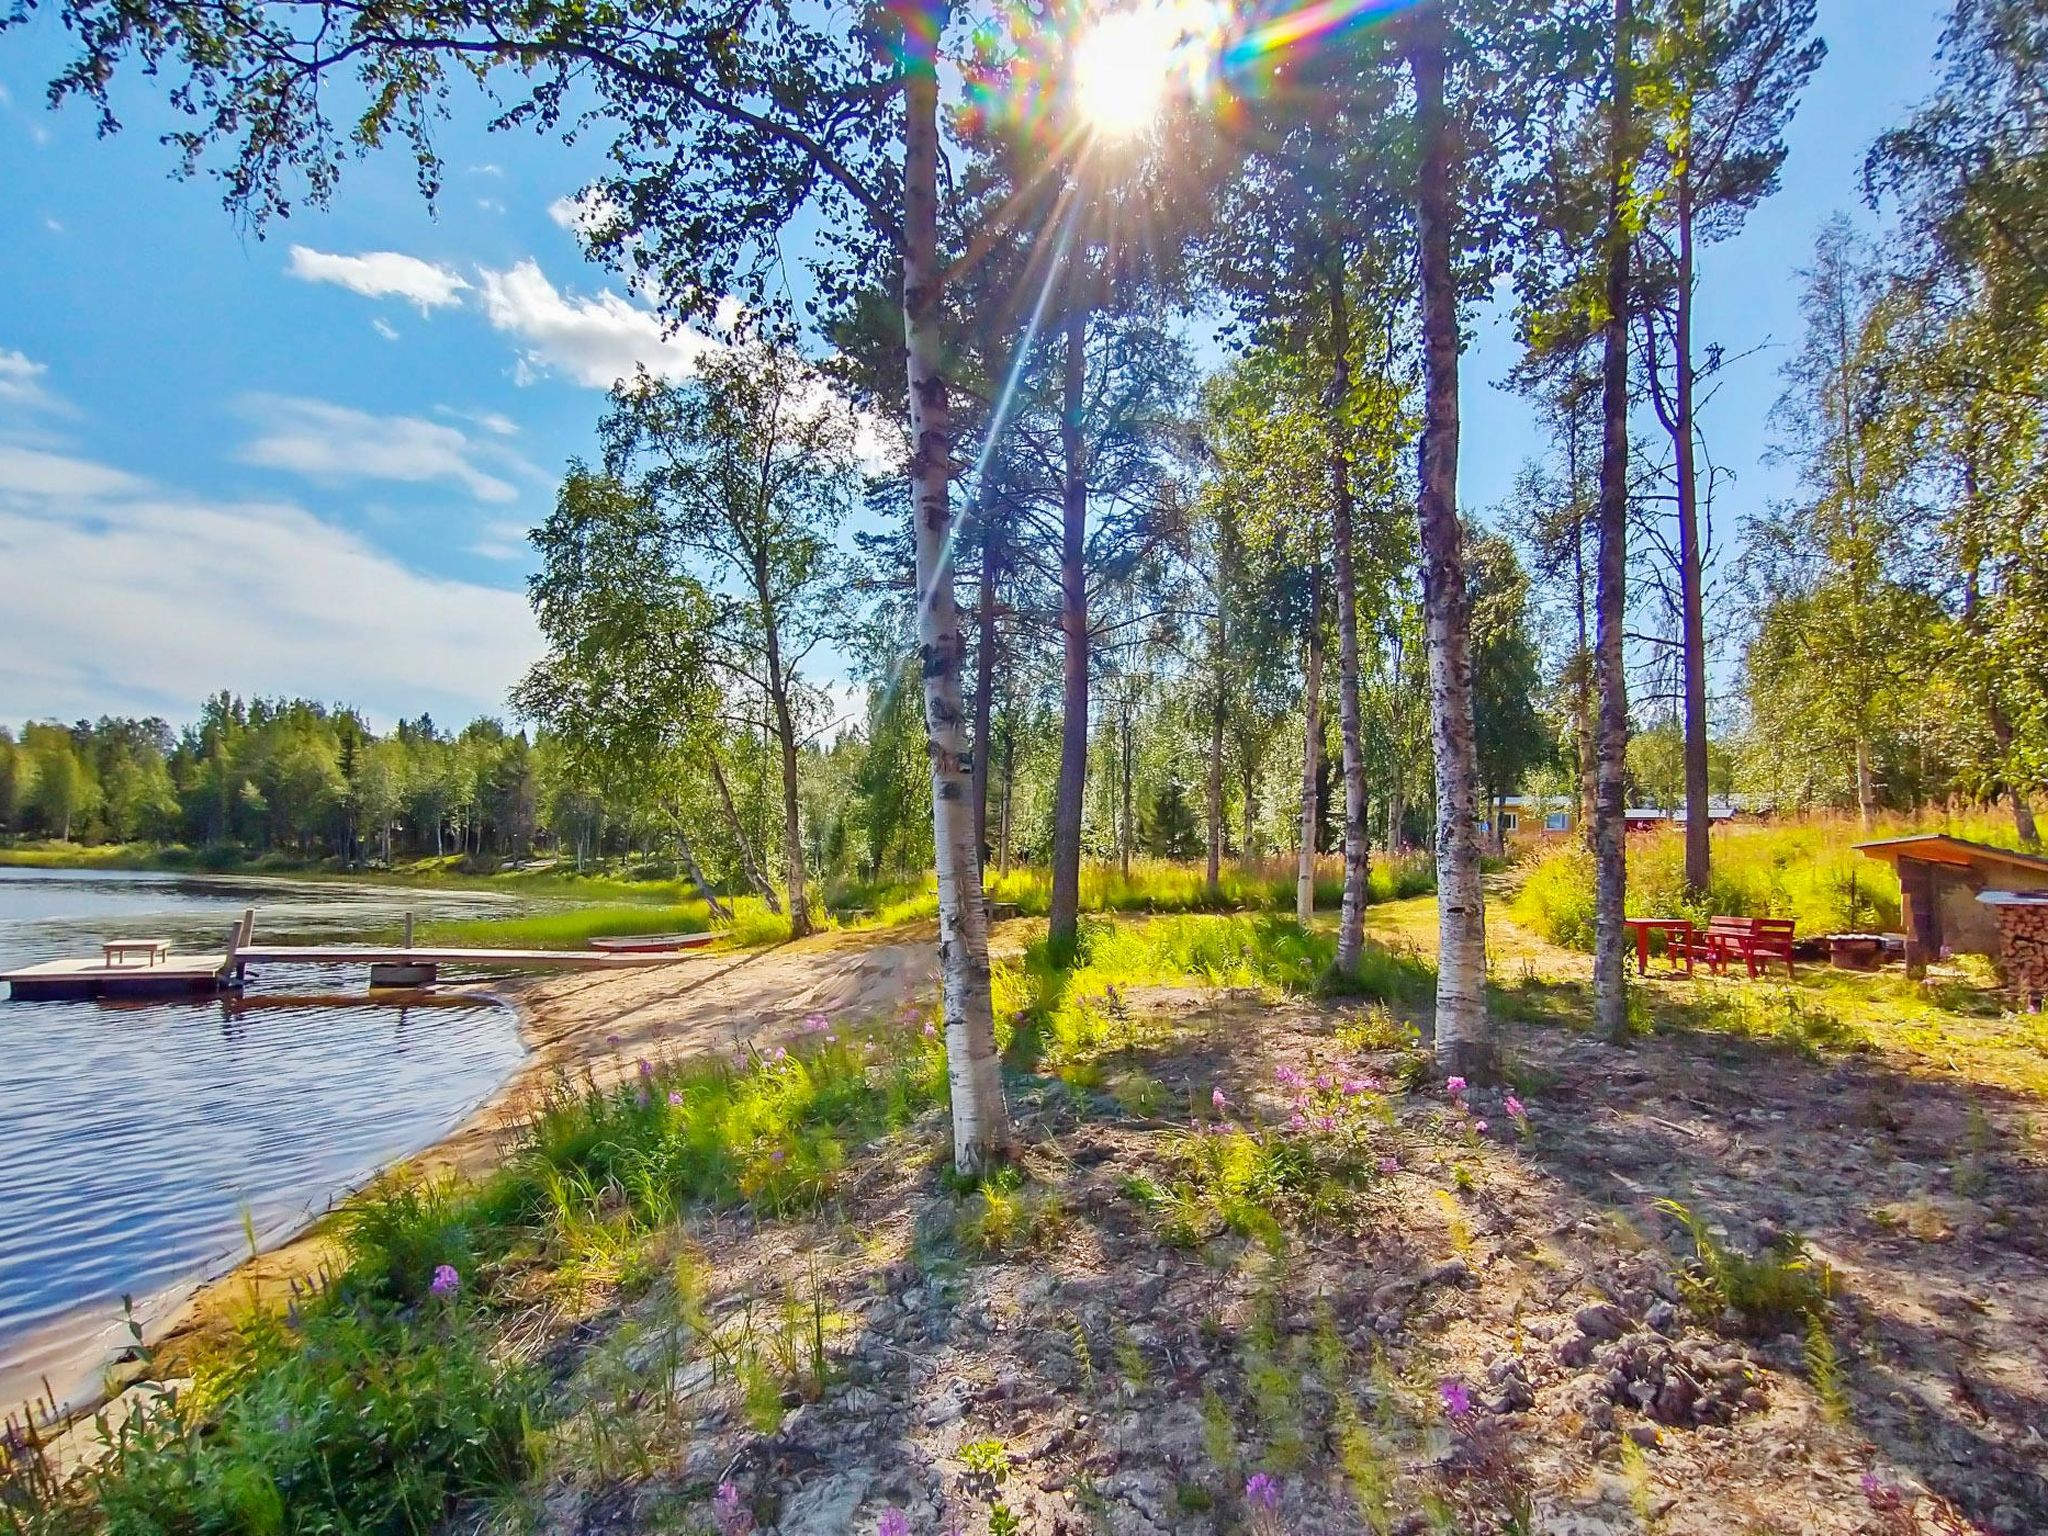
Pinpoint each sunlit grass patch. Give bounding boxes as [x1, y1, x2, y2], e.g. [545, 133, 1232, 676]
[407, 893, 791, 950]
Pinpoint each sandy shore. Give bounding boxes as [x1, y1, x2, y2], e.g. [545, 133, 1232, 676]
[34, 926, 943, 1449]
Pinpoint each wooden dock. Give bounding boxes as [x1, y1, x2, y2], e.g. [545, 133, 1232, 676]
[2, 908, 709, 1001]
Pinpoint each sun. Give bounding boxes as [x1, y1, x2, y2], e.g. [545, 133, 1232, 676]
[1072, 2, 1217, 140]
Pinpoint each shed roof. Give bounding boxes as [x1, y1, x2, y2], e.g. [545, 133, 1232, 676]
[1853, 834, 2048, 875]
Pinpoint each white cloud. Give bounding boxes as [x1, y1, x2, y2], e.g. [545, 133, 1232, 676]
[371, 317, 400, 342]
[469, 517, 531, 561]
[0, 450, 538, 726]
[236, 396, 532, 504]
[0, 443, 146, 498]
[286, 245, 470, 311]
[0, 348, 63, 412]
[475, 259, 721, 389]
[440, 406, 520, 438]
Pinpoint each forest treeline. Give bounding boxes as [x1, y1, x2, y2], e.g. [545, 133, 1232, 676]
[12, 0, 2048, 1165]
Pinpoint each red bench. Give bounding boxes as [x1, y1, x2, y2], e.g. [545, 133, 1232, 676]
[1686, 916, 1795, 978]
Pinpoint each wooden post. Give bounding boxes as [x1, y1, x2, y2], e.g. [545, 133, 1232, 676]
[222, 920, 244, 988]
[240, 908, 256, 949]
[403, 911, 415, 949]
[1899, 858, 1937, 978]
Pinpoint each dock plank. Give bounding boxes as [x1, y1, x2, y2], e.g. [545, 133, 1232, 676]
[2, 943, 708, 1000]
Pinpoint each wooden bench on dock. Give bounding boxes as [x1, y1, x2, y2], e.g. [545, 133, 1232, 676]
[101, 939, 170, 967]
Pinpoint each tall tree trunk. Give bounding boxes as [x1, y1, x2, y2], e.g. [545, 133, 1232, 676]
[997, 727, 1016, 877]
[971, 504, 1000, 868]
[1592, 0, 1635, 1045]
[1206, 595, 1228, 894]
[1570, 418, 1596, 846]
[1118, 699, 1135, 879]
[1206, 670, 1226, 895]
[767, 683, 811, 938]
[1048, 305, 1091, 953]
[1672, 164, 1712, 898]
[1328, 274, 1373, 977]
[1242, 753, 1259, 864]
[1854, 738, 1876, 832]
[904, 28, 1008, 1175]
[1410, 10, 1495, 1080]
[757, 579, 812, 937]
[673, 818, 732, 921]
[710, 752, 781, 914]
[1297, 561, 1325, 924]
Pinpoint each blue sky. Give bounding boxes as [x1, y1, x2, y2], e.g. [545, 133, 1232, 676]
[0, 0, 1948, 732]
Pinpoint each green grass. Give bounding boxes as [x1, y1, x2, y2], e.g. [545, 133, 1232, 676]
[995, 913, 1433, 1076]
[406, 894, 792, 951]
[833, 854, 1437, 929]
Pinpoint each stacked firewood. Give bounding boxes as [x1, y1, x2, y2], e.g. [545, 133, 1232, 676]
[1992, 902, 2048, 1005]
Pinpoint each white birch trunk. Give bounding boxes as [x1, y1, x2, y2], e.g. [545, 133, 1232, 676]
[904, 33, 1007, 1174]
[1411, 13, 1495, 1080]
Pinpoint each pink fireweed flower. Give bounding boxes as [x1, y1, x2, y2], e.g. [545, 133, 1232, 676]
[1474, 1119, 1490, 1134]
[1440, 1377, 1472, 1419]
[803, 1012, 831, 1033]
[1343, 1077, 1370, 1097]
[1212, 1087, 1229, 1113]
[712, 1481, 751, 1535]
[1288, 1112, 1308, 1132]
[1274, 1065, 1305, 1089]
[1445, 1075, 1467, 1096]
[922, 1020, 939, 1039]
[1503, 1094, 1526, 1119]
[1378, 1156, 1400, 1174]
[668, 1090, 685, 1107]
[771, 1046, 787, 1062]
[877, 1512, 911, 1536]
[430, 1264, 461, 1298]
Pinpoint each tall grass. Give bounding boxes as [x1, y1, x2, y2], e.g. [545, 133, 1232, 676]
[997, 914, 1433, 1073]
[834, 853, 1437, 929]
[1507, 811, 2031, 948]
[409, 895, 792, 951]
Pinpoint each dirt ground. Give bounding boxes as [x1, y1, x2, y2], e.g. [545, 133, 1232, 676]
[467, 907, 2046, 1536]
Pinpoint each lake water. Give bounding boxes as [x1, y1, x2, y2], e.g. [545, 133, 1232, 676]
[0, 869, 535, 1419]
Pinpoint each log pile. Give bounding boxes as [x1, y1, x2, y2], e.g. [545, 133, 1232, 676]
[1990, 900, 2048, 1006]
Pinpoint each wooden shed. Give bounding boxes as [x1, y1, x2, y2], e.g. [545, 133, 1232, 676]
[1854, 834, 2048, 976]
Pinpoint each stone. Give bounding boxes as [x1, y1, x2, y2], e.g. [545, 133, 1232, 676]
[1645, 1300, 1680, 1336]
[1575, 1302, 1630, 1340]
[773, 1469, 874, 1536]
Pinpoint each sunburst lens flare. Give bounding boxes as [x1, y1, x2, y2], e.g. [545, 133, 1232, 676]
[1070, 0, 1227, 140]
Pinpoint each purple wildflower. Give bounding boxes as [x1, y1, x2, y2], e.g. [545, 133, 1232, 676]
[803, 1012, 831, 1033]
[606, 1033, 621, 1048]
[429, 1264, 461, 1298]
[1860, 1474, 1905, 1512]
[638, 1058, 654, 1078]
[668, 1090, 685, 1107]
[712, 1480, 752, 1535]
[1212, 1087, 1229, 1113]
[1288, 1112, 1308, 1132]
[1244, 1472, 1281, 1511]
[1378, 1155, 1400, 1174]
[1474, 1119, 1489, 1134]
[1343, 1077, 1369, 1097]
[1503, 1094, 1526, 1119]
[1440, 1378, 1472, 1419]
[771, 1045, 787, 1062]
[1445, 1075, 1467, 1096]
[1274, 1065, 1305, 1089]
[922, 1020, 939, 1039]
[877, 1512, 911, 1536]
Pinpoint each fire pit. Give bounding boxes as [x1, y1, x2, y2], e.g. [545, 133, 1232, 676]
[1826, 933, 1887, 971]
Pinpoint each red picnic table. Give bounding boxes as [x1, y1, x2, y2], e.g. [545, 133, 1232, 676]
[1623, 916, 1695, 976]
